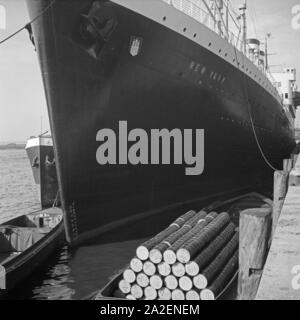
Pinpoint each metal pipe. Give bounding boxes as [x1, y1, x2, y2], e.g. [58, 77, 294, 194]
[143, 261, 156, 276]
[136, 210, 196, 260]
[119, 279, 131, 294]
[144, 286, 157, 300]
[130, 257, 143, 273]
[149, 275, 163, 290]
[164, 212, 218, 264]
[149, 211, 207, 264]
[131, 284, 144, 299]
[171, 289, 185, 300]
[193, 233, 238, 289]
[185, 222, 236, 276]
[136, 273, 149, 288]
[172, 262, 186, 278]
[200, 251, 238, 300]
[176, 212, 231, 263]
[123, 269, 136, 284]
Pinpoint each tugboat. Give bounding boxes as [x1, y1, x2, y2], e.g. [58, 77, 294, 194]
[25, 133, 59, 208]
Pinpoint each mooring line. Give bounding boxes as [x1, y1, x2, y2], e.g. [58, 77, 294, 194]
[233, 45, 279, 171]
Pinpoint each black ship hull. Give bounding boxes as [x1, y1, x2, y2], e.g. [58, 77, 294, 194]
[27, 0, 295, 245]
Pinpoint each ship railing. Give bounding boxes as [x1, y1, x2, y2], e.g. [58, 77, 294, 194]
[162, 0, 281, 96]
[162, 0, 243, 52]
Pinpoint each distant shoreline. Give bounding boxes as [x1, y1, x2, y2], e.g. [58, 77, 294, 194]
[0, 143, 26, 150]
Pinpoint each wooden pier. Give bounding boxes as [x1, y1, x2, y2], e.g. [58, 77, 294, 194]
[256, 155, 300, 300]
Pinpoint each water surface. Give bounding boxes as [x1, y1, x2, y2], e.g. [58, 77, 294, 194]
[1, 149, 141, 300]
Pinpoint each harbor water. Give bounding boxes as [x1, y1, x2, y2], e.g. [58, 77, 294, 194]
[0, 149, 143, 300]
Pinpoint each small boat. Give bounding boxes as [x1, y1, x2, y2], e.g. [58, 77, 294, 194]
[0, 207, 64, 296]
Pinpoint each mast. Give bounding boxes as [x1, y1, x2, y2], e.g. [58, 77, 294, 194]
[214, 0, 229, 39]
[238, 0, 247, 54]
[225, 0, 229, 36]
[265, 33, 271, 72]
[202, 1, 221, 35]
[203, 0, 229, 38]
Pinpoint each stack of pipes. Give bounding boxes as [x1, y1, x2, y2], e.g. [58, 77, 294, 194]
[118, 209, 238, 300]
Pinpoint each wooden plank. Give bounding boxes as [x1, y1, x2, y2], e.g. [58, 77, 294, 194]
[238, 208, 271, 300]
[283, 159, 293, 172]
[272, 171, 289, 240]
[256, 185, 300, 300]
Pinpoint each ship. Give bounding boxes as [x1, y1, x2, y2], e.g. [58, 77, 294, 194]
[25, 134, 59, 208]
[26, 0, 296, 246]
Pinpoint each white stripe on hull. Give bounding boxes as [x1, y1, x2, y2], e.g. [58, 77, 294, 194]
[111, 0, 281, 103]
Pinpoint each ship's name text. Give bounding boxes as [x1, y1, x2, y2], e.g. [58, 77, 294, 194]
[96, 121, 204, 176]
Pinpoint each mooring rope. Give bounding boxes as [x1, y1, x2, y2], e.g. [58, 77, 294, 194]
[52, 189, 60, 208]
[233, 45, 279, 171]
[0, 0, 56, 45]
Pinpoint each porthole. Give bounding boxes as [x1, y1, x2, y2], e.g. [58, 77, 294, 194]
[183, 27, 187, 32]
[193, 33, 197, 38]
[208, 42, 212, 47]
[163, 16, 166, 21]
[219, 49, 222, 53]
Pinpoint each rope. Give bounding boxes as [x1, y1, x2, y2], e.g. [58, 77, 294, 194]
[0, 0, 56, 45]
[233, 46, 279, 171]
[52, 190, 60, 208]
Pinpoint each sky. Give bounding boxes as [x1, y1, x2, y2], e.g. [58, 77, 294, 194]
[0, 0, 299, 143]
[0, 0, 49, 143]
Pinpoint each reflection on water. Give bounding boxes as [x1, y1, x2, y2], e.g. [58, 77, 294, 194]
[5, 239, 146, 300]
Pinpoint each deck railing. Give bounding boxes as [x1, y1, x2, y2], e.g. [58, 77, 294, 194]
[161, 0, 280, 95]
[162, 0, 243, 50]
